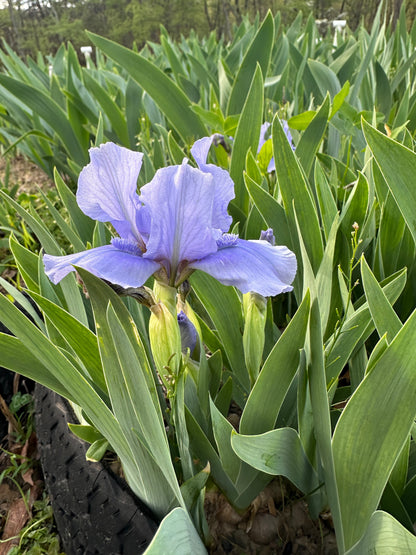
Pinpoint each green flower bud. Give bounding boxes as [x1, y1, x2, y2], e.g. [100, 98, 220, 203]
[149, 282, 182, 396]
[243, 291, 267, 386]
[153, 281, 177, 316]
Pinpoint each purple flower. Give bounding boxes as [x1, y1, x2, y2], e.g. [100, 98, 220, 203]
[177, 311, 198, 354]
[259, 228, 275, 245]
[257, 120, 295, 173]
[44, 141, 296, 297]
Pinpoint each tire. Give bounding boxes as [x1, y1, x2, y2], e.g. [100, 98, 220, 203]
[0, 367, 15, 441]
[0, 293, 37, 440]
[34, 384, 158, 555]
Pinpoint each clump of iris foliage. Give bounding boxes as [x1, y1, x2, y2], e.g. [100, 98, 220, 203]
[1, 5, 416, 553]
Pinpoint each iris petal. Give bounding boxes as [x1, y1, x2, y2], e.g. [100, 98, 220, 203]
[191, 136, 234, 234]
[45, 141, 297, 296]
[190, 238, 297, 296]
[282, 119, 296, 151]
[258, 122, 271, 151]
[257, 122, 275, 173]
[190, 136, 213, 168]
[44, 245, 160, 288]
[76, 142, 146, 242]
[177, 311, 198, 354]
[140, 162, 217, 275]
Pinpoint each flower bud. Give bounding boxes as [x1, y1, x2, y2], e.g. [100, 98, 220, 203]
[243, 291, 267, 386]
[177, 311, 198, 355]
[149, 282, 182, 395]
[260, 228, 275, 245]
[176, 298, 202, 361]
[153, 281, 177, 316]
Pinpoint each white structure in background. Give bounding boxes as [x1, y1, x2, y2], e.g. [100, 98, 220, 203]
[333, 20, 347, 47]
[48, 64, 53, 78]
[80, 46, 93, 69]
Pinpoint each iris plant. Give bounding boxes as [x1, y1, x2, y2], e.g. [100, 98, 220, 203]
[258, 120, 295, 173]
[44, 139, 296, 297]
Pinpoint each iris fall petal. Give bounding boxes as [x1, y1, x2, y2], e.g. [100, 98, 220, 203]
[44, 245, 160, 288]
[189, 238, 297, 296]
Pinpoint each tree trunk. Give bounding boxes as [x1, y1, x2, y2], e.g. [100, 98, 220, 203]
[392, 0, 402, 28]
[7, 0, 22, 53]
[222, 1, 231, 42]
[203, 0, 212, 29]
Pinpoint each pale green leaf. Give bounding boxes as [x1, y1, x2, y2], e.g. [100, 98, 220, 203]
[363, 119, 416, 245]
[346, 511, 416, 554]
[309, 298, 344, 552]
[229, 64, 264, 214]
[360, 256, 402, 342]
[272, 115, 323, 275]
[333, 307, 416, 550]
[87, 32, 206, 142]
[231, 427, 319, 495]
[227, 12, 273, 116]
[144, 508, 207, 555]
[239, 291, 310, 435]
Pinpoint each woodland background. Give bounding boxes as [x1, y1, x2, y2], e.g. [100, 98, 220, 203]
[1, 0, 414, 58]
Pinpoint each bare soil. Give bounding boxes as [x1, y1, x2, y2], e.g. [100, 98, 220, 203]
[0, 155, 53, 194]
[0, 373, 46, 554]
[205, 482, 337, 554]
[0, 155, 54, 291]
[0, 429, 42, 554]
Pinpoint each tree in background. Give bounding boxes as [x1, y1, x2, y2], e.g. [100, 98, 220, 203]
[0, 0, 414, 58]
[342, 0, 406, 29]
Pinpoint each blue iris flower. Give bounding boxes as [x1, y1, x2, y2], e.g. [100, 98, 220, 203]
[44, 140, 296, 297]
[258, 120, 295, 173]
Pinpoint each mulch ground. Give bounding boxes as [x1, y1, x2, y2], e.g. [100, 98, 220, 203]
[0, 155, 54, 195]
[205, 481, 338, 554]
[0, 371, 53, 554]
[0, 429, 42, 553]
[0, 156, 58, 553]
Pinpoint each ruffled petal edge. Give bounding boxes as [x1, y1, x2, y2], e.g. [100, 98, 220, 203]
[190, 238, 296, 296]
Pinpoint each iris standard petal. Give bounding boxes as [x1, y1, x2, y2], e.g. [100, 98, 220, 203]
[258, 122, 271, 151]
[257, 122, 276, 173]
[77, 142, 145, 243]
[140, 162, 218, 275]
[43, 245, 160, 288]
[190, 136, 214, 168]
[189, 238, 297, 296]
[191, 135, 234, 234]
[267, 157, 276, 174]
[282, 119, 296, 151]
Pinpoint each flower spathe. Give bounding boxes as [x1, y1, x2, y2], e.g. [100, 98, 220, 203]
[44, 141, 297, 297]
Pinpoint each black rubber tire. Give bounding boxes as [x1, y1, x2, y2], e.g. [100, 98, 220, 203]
[34, 384, 158, 555]
[0, 293, 38, 440]
[0, 367, 15, 441]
